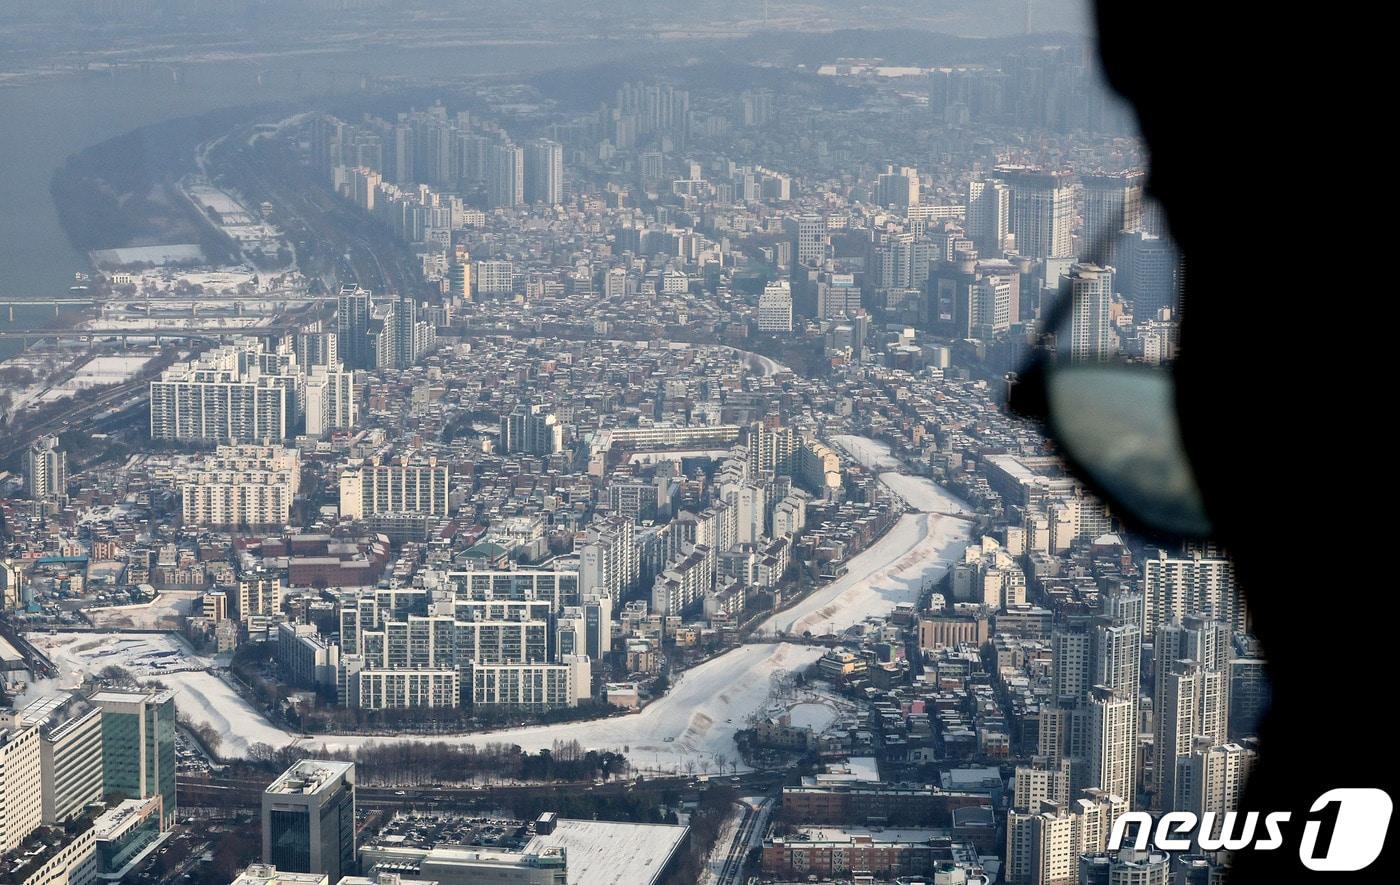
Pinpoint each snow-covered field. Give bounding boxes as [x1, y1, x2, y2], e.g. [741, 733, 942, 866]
[756, 435, 974, 636]
[22, 631, 825, 772]
[310, 642, 828, 775]
[86, 591, 200, 630]
[757, 510, 971, 637]
[21, 632, 290, 753]
[31, 355, 155, 405]
[831, 434, 903, 470]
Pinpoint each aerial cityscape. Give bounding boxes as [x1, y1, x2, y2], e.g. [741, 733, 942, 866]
[2, 3, 1270, 885]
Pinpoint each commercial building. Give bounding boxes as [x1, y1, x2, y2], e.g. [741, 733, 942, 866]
[0, 723, 43, 855]
[261, 760, 356, 883]
[37, 703, 105, 825]
[92, 690, 177, 829]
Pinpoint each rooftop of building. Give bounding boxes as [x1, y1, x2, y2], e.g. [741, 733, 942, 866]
[265, 759, 355, 796]
[523, 818, 688, 885]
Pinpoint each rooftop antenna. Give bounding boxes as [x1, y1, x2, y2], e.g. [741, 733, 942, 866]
[764, 0, 770, 27]
[1024, 0, 1034, 35]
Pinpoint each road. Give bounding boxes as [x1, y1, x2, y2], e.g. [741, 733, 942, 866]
[710, 795, 773, 885]
[177, 770, 786, 812]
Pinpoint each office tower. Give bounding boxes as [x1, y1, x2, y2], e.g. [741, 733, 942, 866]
[339, 454, 451, 519]
[785, 214, 827, 267]
[930, 251, 1029, 339]
[486, 143, 525, 209]
[967, 178, 1012, 257]
[584, 595, 612, 659]
[37, 703, 104, 825]
[1143, 548, 1241, 633]
[92, 690, 177, 828]
[1081, 171, 1145, 265]
[1120, 231, 1181, 318]
[1064, 263, 1112, 363]
[525, 139, 564, 205]
[23, 434, 67, 501]
[262, 760, 356, 882]
[0, 723, 43, 854]
[1227, 655, 1269, 741]
[997, 165, 1075, 258]
[304, 364, 355, 438]
[756, 281, 794, 332]
[875, 164, 919, 210]
[336, 286, 372, 370]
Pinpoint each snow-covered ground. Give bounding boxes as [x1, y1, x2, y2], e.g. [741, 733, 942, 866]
[22, 631, 826, 772]
[86, 591, 200, 630]
[757, 511, 971, 637]
[756, 435, 974, 636]
[20, 631, 311, 753]
[830, 434, 903, 470]
[311, 642, 829, 775]
[31, 355, 155, 405]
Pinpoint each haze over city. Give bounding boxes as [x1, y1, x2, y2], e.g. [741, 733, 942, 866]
[1, 3, 1258, 885]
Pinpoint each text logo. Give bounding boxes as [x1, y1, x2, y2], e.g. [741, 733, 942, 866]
[1107, 789, 1392, 872]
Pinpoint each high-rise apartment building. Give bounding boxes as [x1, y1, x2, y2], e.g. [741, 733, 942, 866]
[304, 364, 355, 438]
[967, 178, 1012, 257]
[487, 142, 525, 209]
[1065, 263, 1113, 363]
[525, 139, 564, 205]
[1184, 741, 1257, 837]
[23, 434, 67, 501]
[339, 454, 450, 520]
[181, 444, 301, 527]
[875, 164, 919, 210]
[336, 286, 372, 370]
[149, 340, 298, 442]
[997, 165, 1075, 259]
[1081, 171, 1145, 265]
[1152, 620, 1231, 815]
[1143, 548, 1242, 633]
